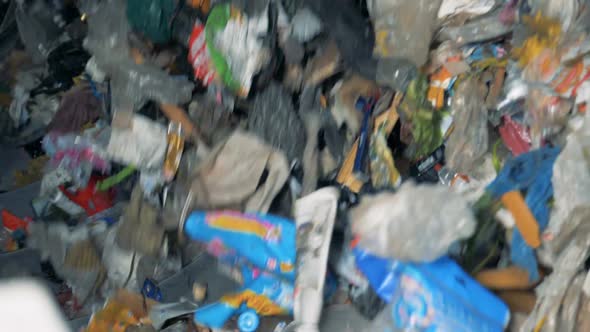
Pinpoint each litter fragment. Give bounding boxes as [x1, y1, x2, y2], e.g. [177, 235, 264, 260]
[3, 0, 590, 330]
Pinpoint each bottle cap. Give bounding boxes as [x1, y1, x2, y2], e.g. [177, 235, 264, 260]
[238, 310, 260, 332]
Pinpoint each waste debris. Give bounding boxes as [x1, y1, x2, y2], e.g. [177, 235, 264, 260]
[2, 0, 590, 331]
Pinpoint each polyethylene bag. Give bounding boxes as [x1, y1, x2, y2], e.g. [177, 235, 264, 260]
[437, 8, 514, 46]
[529, 0, 579, 32]
[524, 88, 573, 148]
[350, 182, 475, 262]
[445, 77, 489, 174]
[548, 109, 590, 236]
[106, 114, 167, 169]
[367, 0, 442, 67]
[82, 0, 193, 113]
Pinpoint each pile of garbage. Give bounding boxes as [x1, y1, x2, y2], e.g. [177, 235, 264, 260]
[1, 0, 590, 331]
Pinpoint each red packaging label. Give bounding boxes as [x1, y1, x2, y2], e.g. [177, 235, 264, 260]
[188, 21, 216, 86]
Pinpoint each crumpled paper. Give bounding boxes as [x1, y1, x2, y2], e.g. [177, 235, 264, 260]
[350, 181, 476, 262]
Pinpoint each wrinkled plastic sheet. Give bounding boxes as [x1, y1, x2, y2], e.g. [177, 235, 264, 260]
[27, 222, 105, 302]
[548, 111, 590, 236]
[106, 114, 167, 170]
[522, 207, 590, 332]
[350, 181, 475, 262]
[15, 1, 62, 63]
[437, 8, 514, 46]
[290, 7, 322, 43]
[445, 77, 489, 174]
[438, 0, 496, 19]
[525, 88, 573, 148]
[82, 0, 193, 113]
[375, 58, 417, 92]
[529, 0, 579, 32]
[368, 0, 442, 67]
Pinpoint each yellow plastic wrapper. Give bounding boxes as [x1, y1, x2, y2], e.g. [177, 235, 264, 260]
[86, 290, 156, 332]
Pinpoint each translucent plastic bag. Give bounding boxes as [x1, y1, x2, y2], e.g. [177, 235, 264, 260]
[548, 109, 590, 238]
[375, 58, 418, 92]
[445, 77, 489, 174]
[350, 182, 476, 262]
[15, 1, 62, 63]
[106, 114, 168, 170]
[522, 207, 590, 332]
[81, 0, 193, 113]
[524, 88, 572, 148]
[529, 0, 579, 32]
[437, 8, 514, 46]
[437, 0, 496, 20]
[367, 0, 442, 67]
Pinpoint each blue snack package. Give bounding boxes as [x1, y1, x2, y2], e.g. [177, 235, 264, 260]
[354, 249, 510, 332]
[184, 211, 296, 280]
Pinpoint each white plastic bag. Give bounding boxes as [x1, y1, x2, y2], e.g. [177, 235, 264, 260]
[548, 110, 590, 237]
[107, 114, 167, 169]
[350, 182, 476, 262]
[367, 0, 442, 67]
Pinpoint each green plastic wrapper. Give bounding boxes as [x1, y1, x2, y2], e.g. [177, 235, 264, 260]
[205, 4, 242, 94]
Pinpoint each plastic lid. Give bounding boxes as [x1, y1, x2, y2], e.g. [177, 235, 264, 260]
[238, 310, 260, 332]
